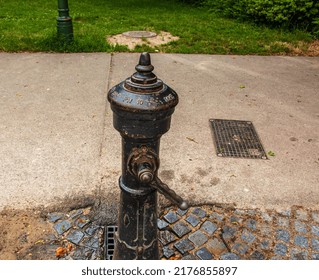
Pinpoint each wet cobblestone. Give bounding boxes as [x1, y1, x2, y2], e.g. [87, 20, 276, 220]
[45, 205, 319, 260]
[188, 230, 208, 247]
[158, 205, 319, 260]
[157, 219, 169, 230]
[164, 211, 179, 224]
[196, 247, 212, 260]
[186, 215, 200, 227]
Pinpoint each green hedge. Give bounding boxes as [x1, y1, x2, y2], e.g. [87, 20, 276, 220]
[177, 0, 205, 5]
[204, 0, 319, 35]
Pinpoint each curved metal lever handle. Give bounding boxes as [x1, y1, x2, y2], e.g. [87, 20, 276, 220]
[150, 176, 188, 210]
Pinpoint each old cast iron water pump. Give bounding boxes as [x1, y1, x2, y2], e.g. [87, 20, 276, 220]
[107, 52, 188, 260]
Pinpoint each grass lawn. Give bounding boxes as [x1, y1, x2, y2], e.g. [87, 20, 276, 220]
[0, 0, 316, 54]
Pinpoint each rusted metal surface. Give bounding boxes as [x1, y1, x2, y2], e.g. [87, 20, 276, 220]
[107, 52, 187, 260]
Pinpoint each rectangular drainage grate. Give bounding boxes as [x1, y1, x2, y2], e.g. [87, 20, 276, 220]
[104, 225, 117, 260]
[210, 119, 267, 159]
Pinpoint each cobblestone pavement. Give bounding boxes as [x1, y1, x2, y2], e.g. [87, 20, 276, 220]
[46, 205, 319, 260]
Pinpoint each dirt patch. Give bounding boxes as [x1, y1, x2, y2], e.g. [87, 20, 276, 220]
[307, 40, 319, 56]
[107, 31, 179, 50]
[0, 209, 56, 260]
[273, 40, 319, 56]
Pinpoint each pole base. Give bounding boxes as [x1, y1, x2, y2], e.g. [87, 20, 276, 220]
[57, 17, 73, 43]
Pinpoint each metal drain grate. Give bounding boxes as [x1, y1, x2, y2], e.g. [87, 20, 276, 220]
[210, 119, 267, 159]
[104, 225, 117, 260]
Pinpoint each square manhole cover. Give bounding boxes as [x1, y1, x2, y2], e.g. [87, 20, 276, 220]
[210, 119, 267, 159]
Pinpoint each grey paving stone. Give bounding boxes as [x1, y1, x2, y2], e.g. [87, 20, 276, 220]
[259, 224, 273, 236]
[246, 219, 257, 230]
[312, 253, 319, 260]
[261, 212, 273, 223]
[196, 247, 213, 260]
[278, 209, 291, 217]
[201, 220, 217, 235]
[162, 246, 175, 259]
[210, 212, 224, 221]
[312, 212, 319, 224]
[260, 240, 270, 250]
[174, 239, 195, 254]
[230, 216, 243, 224]
[172, 221, 192, 238]
[163, 211, 179, 224]
[220, 253, 240, 260]
[82, 237, 99, 249]
[181, 254, 197, 260]
[67, 230, 85, 245]
[157, 219, 169, 230]
[290, 248, 308, 260]
[62, 255, 74, 260]
[192, 208, 206, 219]
[188, 230, 208, 247]
[83, 248, 94, 259]
[206, 238, 228, 256]
[274, 243, 288, 256]
[232, 243, 249, 255]
[90, 250, 100, 260]
[312, 238, 319, 251]
[159, 230, 177, 246]
[72, 247, 93, 260]
[271, 256, 283, 260]
[47, 212, 64, 223]
[53, 220, 72, 235]
[69, 209, 83, 219]
[247, 210, 257, 216]
[294, 235, 308, 248]
[71, 247, 90, 260]
[250, 251, 265, 260]
[185, 214, 200, 227]
[276, 229, 290, 243]
[241, 229, 256, 243]
[85, 224, 100, 236]
[277, 217, 289, 228]
[222, 226, 237, 240]
[76, 216, 91, 228]
[177, 208, 188, 217]
[296, 209, 308, 221]
[311, 225, 319, 236]
[234, 209, 247, 216]
[294, 220, 307, 233]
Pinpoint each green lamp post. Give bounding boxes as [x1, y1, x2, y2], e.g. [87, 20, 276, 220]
[57, 0, 73, 43]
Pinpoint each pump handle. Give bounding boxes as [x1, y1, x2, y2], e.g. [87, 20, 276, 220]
[150, 177, 188, 210]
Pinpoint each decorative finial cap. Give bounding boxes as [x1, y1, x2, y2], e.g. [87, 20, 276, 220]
[125, 52, 162, 93]
[135, 52, 154, 73]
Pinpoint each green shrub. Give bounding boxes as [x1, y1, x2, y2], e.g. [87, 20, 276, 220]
[205, 0, 319, 34]
[177, 0, 206, 6]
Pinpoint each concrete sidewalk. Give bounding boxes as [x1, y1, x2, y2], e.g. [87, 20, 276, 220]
[0, 53, 319, 213]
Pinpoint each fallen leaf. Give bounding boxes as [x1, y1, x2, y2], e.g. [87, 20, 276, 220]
[78, 218, 88, 223]
[169, 255, 181, 260]
[67, 243, 73, 252]
[55, 247, 68, 258]
[268, 151, 275, 157]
